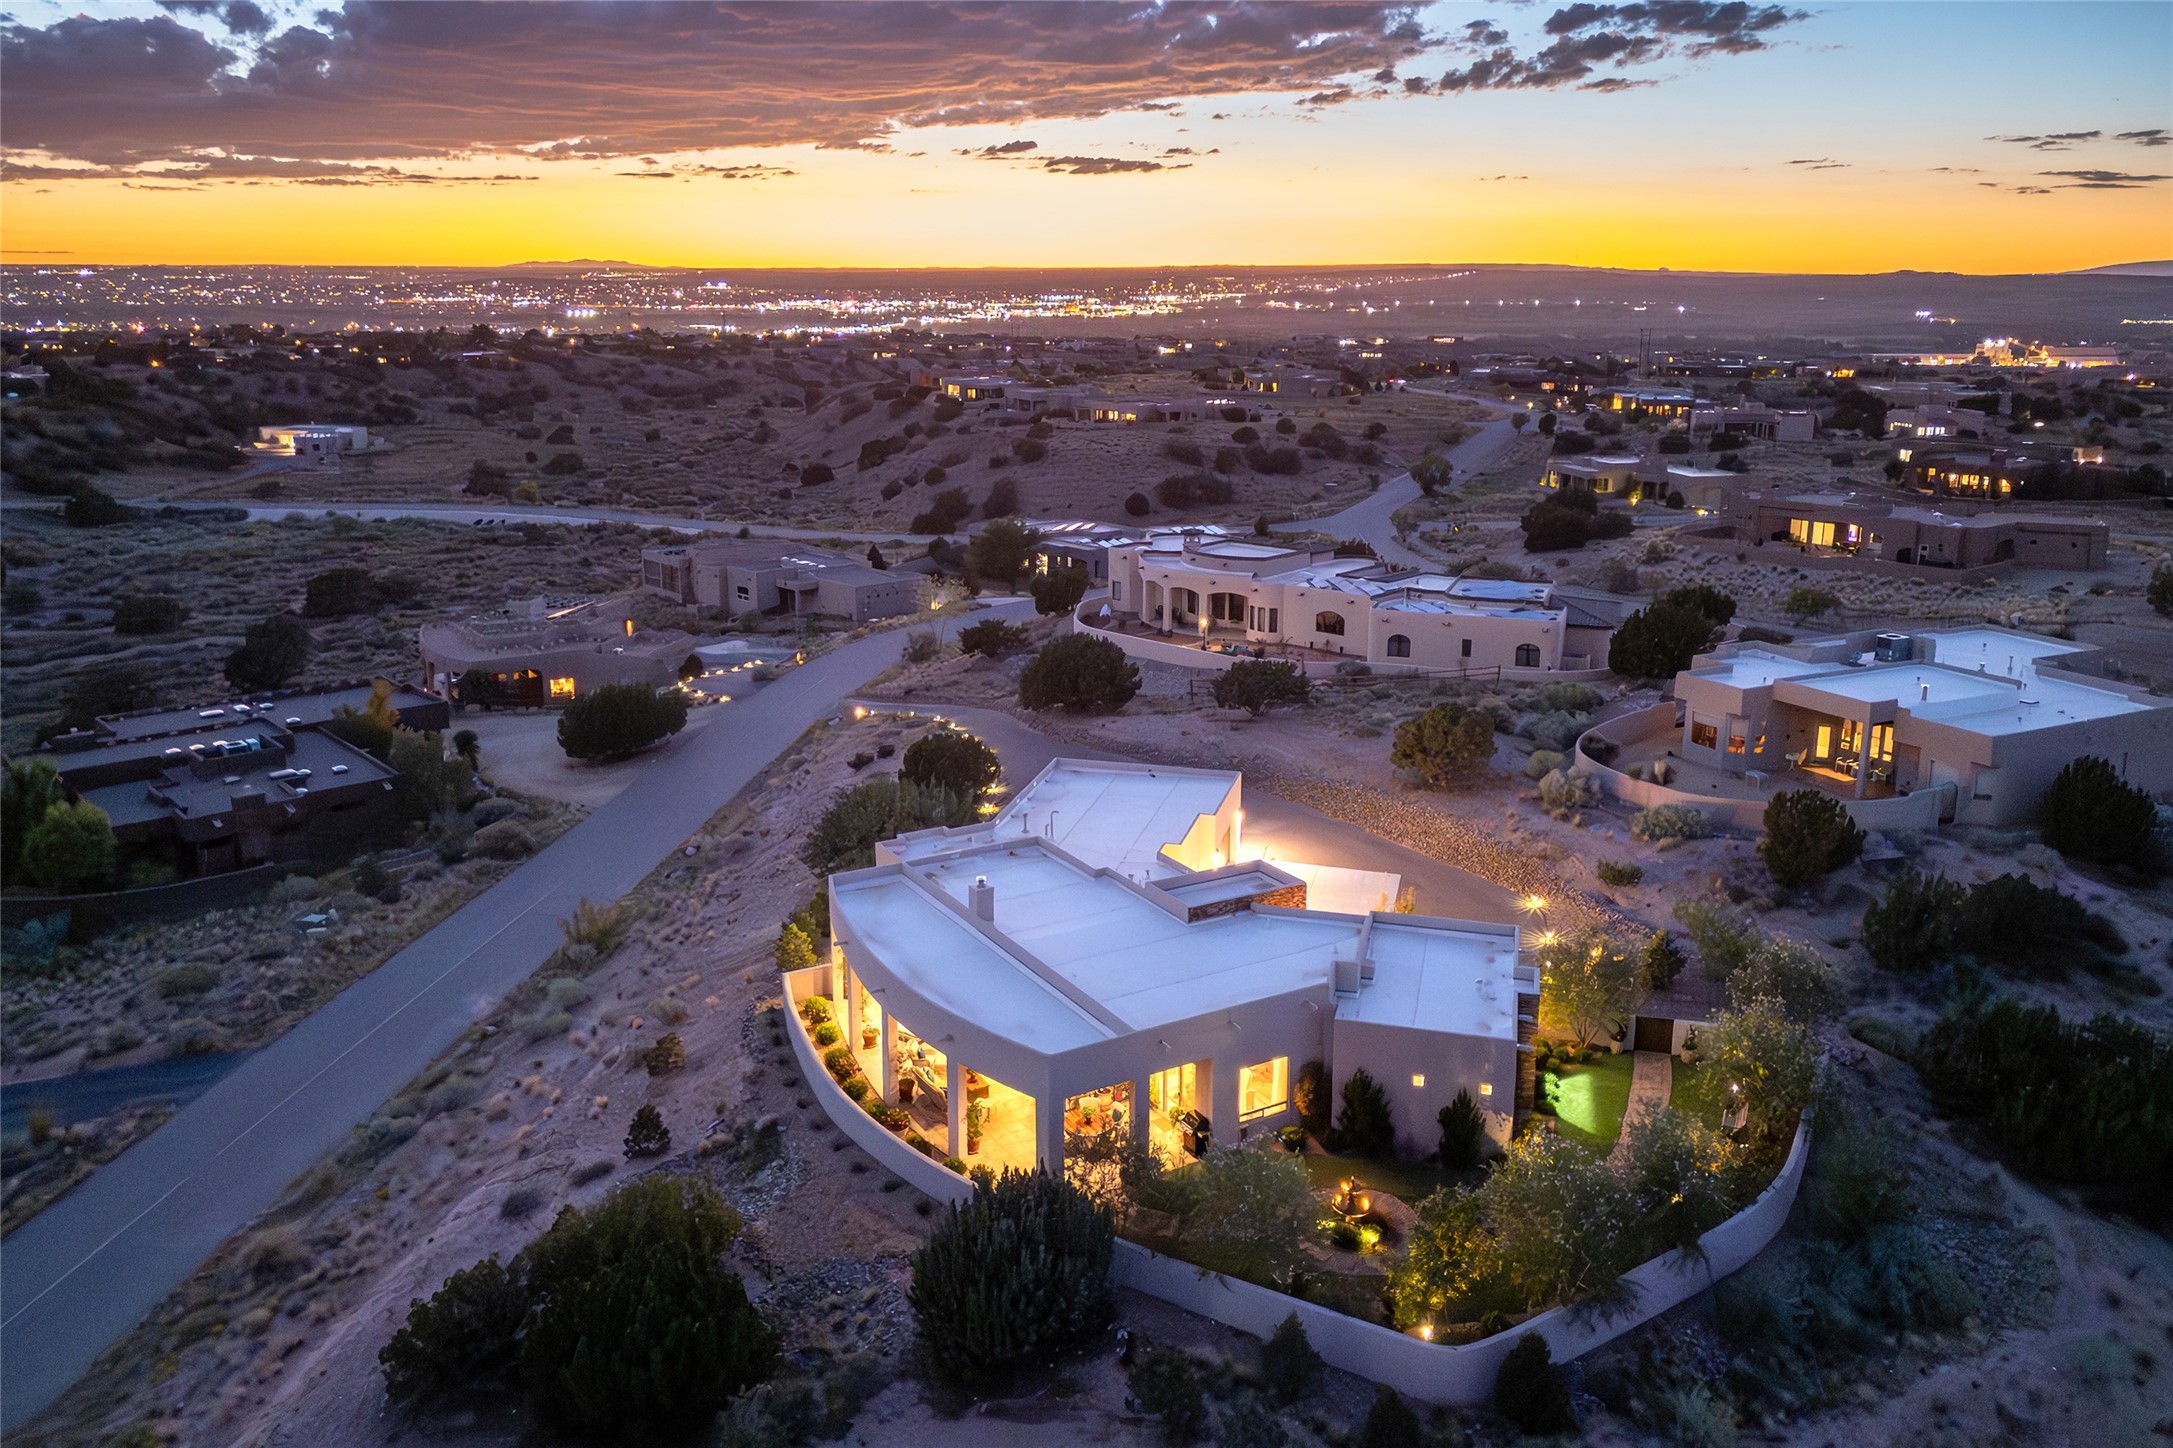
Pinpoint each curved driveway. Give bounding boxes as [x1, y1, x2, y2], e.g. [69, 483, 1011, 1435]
[1274, 393, 1524, 566]
[0, 599, 1031, 1429]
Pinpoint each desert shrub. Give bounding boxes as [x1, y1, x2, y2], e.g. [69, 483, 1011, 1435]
[1523, 748, 1566, 779]
[908, 485, 973, 534]
[471, 820, 537, 860]
[644, 1033, 686, 1074]
[1019, 634, 1140, 713]
[2039, 755, 2156, 868]
[1124, 490, 1152, 516]
[557, 683, 689, 761]
[1131, 1345, 1210, 1442]
[20, 799, 116, 889]
[1359, 1386, 1423, 1448]
[1672, 898, 1758, 981]
[1595, 859, 1643, 888]
[379, 1256, 531, 1403]
[1156, 471, 1237, 509]
[1030, 565, 1089, 616]
[1917, 998, 2173, 1221]
[1437, 1089, 1487, 1170]
[1640, 930, 1687, 990]
[1954, 872, 2124, 979]
[301, 566, 381, 618]
[1259, 1313, 1323, 1406]
[1211, 659, 1309, 716]
[1537, 768, 1599, 818]
[623, 1103, 671, 1158]
[224, 613, 312, 690]
[1142, 1144, 1317, 1285]
[1294, 1059, 1330, 1135]
[957, 619, 1028, 658]
[1525, 709, 1591, 753]
[1781, 585, 1841, 622]
[908, 1167, 1113, 1390]
[1332, 1068, 1395, 1157]
[901, 727, 1001, 807]
[1630, 803, 1710, 842]
[1859, 866, 1965, 973]
[156, 963, 219, 999]
[1758, 789, 1865, 887]
[1701, 998, 1818, 1142]
[1531, 681, 1604, 713]
[1390, 703, 1496, 785]
[1520, 491, 1631, 551]
[1494, 1333, 1576, 1434]
[800, 461, 836, 486]
[110, 593, 187, 634]
[799, 775, 972, 877]
[1216, 1391, 1289, 1448]
[499, 1187, 545, 1221]
[571, 1159, 615, 1186]
[1609, 601, 1720, 678]
[811, 1020, 841, 1047]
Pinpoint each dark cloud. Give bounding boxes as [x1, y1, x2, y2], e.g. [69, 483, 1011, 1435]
[1461, 19, 1511, 45]
[1988, 130, 2103, 151]
[2118, 128, 2170, 147]
[1160, 146, 1220, 157]
[1, 155, 527, 185]
[959, 140, 1039, 159]
[1038, 155, 1184, 175]
[222, 2, 271, 37]
[1437, 1, 1802, 92]
[2036, 168, 2171, 188]
[1786, 157, 1847, 169]
[613, 163, 794, 181]
[1477, 173, 1530, 181]
[1298, 88, 1357, 106]
[2, 2, 1441, 171]
[1928, 166, 1982, 174]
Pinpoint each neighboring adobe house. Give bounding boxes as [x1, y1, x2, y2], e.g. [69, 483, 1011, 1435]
[250, 423, 387, 461]
[417, 597, 695, 706]
[31, 681, 446, 877]
[801, 759, 1538, 1175]
[1721, 490, 2109, 570]
[1686, 403, 1817, 443]
[638, 539, 925, 623]
[1101, 533, 1620, 674]
[1666, 626, 2172, 826]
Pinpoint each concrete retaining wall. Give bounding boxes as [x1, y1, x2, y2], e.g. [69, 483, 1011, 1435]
[1111, 1112, 1812, 1407]
[782, 965, 975, 1207]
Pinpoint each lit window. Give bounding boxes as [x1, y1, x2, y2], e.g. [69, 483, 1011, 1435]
[1239, 1057, 1289, 1120]
[1410, 1073, 1426, 1089]
[549, 677, 576, 701]
[1478, 1082, 1493, 1097]
[1690, 717, 1718, 749]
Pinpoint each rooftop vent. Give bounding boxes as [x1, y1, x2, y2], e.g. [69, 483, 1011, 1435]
[969, 875, 996, 922]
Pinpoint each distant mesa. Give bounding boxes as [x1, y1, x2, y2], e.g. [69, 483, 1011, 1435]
[2066, 260, 2173, 276]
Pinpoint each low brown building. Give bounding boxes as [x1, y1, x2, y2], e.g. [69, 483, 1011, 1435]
[1723, 490, 2108, 570]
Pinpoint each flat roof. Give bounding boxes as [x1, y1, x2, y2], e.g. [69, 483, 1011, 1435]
[94, 683, 438, 743]
[1688, 649, 1837, 691]
[989, 760, 1239, 881]
[1338, 919, 1522, 1041]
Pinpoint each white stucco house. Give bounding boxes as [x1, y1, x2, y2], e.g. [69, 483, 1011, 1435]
[793, 759, 1539, 1177]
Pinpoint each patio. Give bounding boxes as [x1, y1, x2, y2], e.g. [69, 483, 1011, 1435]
[1603, 732, 1894, 805]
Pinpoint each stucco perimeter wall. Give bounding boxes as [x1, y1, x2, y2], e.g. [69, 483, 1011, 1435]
[1578, 705, 1951, 834]
[1111, 1113, 1812, 1408]
[1073, 608, 1610, 685]
[782, 965, 976, 1207]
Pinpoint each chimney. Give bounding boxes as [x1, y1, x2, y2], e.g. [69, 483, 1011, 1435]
[970, 875, 996, 922]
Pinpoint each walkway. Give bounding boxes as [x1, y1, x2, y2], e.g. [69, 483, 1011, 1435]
[0, 599, 1034, 1430]
[1609, 1051, 1675, 1165]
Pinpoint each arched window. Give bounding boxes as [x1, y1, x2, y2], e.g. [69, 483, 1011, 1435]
[1515, 643, 1542, 668]
[1314, 611, 1346, 637]
[1385, 634, 1411, 658]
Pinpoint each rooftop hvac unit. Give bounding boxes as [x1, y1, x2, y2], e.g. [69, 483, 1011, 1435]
[1874, 633, 1913, 662]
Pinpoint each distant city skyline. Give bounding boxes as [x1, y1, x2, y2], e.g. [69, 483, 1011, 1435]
[2, 1, 2168, 274]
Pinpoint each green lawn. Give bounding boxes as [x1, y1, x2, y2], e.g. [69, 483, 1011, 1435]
[1545, 1052, 1635, 1148]
[1670, 1057, 1730, 1133]
[1300, 1150, 1460, 1205]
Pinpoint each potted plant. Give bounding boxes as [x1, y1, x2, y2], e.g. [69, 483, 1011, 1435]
[966, 1100, 987, 1155]
[861, 1022, 878, 1050]
[1680, 1026, 1700, 1064]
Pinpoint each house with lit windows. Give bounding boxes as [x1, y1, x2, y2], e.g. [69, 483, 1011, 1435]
[417, 597, 695, 707]
[792, 758, 1538, 1176]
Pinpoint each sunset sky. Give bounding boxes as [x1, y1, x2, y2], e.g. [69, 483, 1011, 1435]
[2, 1, 2168, 274]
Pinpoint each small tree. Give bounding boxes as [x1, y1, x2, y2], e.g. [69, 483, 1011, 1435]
[1124, 490, 1152, 517]
[2039, 755, 2156, 867]
[964, 516, 1041, 587]
[1259, 1314, 1323, 1407]
[557, 683, 689, 761]
[909, 1167, 1113, 1390]
[2149, 561, 2173, 619]
[1656, 582, 1736, 626]
[224, 613, 312, 691]
[956, 618, 1029, 658]
[1608, 601, 1719, 679]
[1782, 585, 1841, 623]
[1029, 564, 1090, 616]
[1410, 450, 1454, 497]
[901, 727, 1001, 807]
[21, 800, 115, 890]
[1639, 930, 1687, 992]
[1758, 788, 1865, 888]
[1437, 1089, 1487, 1170]
[1018, 634, 1140, 713]
[1494, 1335, 1576, 1435]
[1132, 1345, 1209, 1442]
[379, 1256, 530, 1403]
[1701, 997, 1817, 1142]
[302, 566, 380, 618]
[452, 728, 481, 767]
[110, 593, 187, 635]
[1537, 927, 1643, 1048]
[2, 759, 65, 884]
[1293, 1060, 1330, 1136]
[1860, 866, 1965, 973]
[775, 921, 818, 972]
[644, 1033, 686, 1074]
[1211, 659, 1309, 717]
[623, 1103, 671, 1158]
[1390, 703, 1496, 785]
[1729, 936, 1841, 1025]
[1333, 1068, 1395, 1157]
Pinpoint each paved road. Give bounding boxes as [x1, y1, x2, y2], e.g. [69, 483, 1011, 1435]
[852, 702, 1521, 927]
[0, 599, 1032, 1430]
[1274, 397, 1524, 566]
